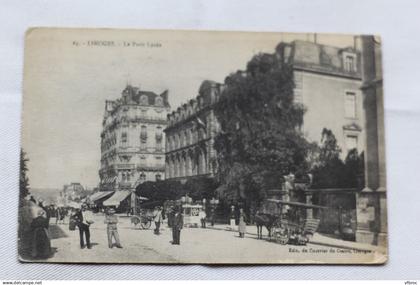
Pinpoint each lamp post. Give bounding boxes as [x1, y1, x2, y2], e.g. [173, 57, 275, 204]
[202, 198, 207, 211]
[209, 197, 219, 226]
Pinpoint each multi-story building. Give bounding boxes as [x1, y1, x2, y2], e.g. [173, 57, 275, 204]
[164, 80, 223, 180]
[99, 85, 170, 197]
[276, 40, 365, 157]
[57, 182, 88, 206]
[165, 39, 365, 180]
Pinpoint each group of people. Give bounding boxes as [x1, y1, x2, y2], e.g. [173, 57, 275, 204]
[19, 195, 54, 259]
[69, 204, 185, 249]
[20, 194, 250, 259]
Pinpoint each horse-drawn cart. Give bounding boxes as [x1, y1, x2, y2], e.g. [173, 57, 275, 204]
[130, 209, 154, 229]
[257, 198, 327, 245]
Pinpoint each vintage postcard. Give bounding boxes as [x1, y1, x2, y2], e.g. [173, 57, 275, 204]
[19, 28, 387, 264]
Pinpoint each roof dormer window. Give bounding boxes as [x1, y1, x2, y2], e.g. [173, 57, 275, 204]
[343, 52, 357, 72]
[155, 96, 163, 106]
[140, 95, 148, 105]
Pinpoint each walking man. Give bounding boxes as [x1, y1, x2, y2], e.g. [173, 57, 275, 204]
[74, 204, 94, 249]
[153, 206, 163, 235]
[199, 209, 206, 228]
[171, 206, 183, 245]
[104, 207, 122, 248]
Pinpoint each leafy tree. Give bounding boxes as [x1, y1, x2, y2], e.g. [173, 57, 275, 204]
[343, 149, 365, 188]
[20, 149, 30, 203]
[213, 53, 310, 201]
[136, 180, 184, 202]
[311, 129, 365, 189]
[136, 177, 219, 203]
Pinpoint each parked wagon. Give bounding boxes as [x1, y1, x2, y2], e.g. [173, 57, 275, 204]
[182, 204, 202, 227]
[130, 209, 154, 229]
[263, 199, 328, 245]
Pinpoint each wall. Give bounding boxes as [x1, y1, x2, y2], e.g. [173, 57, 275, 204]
[298, 71, 365, 157]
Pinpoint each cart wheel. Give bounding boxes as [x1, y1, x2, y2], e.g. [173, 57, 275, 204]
[131, 216, 140, 226]
[273, 228, 289, 245]
[141, 220, 152, 229]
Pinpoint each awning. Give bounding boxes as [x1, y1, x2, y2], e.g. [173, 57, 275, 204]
[102, 176, 117, 184]
[103, 190, 132, 206]
[90, 191, 115, 202]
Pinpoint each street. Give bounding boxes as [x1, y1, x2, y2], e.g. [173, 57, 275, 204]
[25, 212, 381, 264]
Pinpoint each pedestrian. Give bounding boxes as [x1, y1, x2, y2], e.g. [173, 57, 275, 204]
[238, 208, 247, 238]
[30, 209, 51, 259]
[171, 206, 183, 245]
[55, 207, 60, 224]
[199, 209, 206, 228]
[74, 204, 94, 249]
[153, 206, 163, 235]
[210, 208, 215, 226]
[104, 207, 122, 248]
[229, 205, 236, 229]
[38, 199, 50, 227]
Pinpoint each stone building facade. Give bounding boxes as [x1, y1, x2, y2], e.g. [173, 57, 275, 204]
[276, 40, 365, 157]
[164, 80, 223, 180]
[166, 40, 365, 181]
[356, 36, 387, 246]
[99, 85, 170, 192]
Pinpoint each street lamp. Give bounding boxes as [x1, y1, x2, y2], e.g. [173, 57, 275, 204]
[209, 197, 219, 226]
[181, 194, 192, 204]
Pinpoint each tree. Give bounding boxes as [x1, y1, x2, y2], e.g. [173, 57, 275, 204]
[135, 177, 219, 203]
[311, 129, 365, 189]
[213, 53, 310, 202]
[20, 149, 30, 203]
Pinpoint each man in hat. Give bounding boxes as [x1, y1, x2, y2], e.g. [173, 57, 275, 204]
[74, 203, 94, 249]
[104, 207, 122, 248]
[153, 206, 163, 235]
[171, 206, 183, 245]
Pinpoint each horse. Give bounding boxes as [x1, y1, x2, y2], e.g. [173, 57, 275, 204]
[254, 212, 277, 239]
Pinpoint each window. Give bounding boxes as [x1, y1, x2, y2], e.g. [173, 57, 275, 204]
[345, 92, 357, 118]
[345, 135, 358, 153]
[121, 132, 128, 147]
[344, 54, 356, 72]
[140, 95, 148, 105]
[156, 126, 163, 150]
[155, 97, 163, 106]
[155, 173, 162, 181]
[139, 172, 146, 183]
[185, 129, 190, 145]
[179, 133, 183, 147]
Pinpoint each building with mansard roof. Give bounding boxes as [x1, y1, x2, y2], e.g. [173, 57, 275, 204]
[165, 39, 366, 181]
[276, 40, 365, 157]
[165, 80, 224, 181]
[99, 85, 170, 210]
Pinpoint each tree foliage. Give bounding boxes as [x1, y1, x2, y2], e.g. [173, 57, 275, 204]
[213, 53, 310, 201]
[135, 177, 219, 203]
[311, 129, 365, 189]
[20, 149, 30, 202]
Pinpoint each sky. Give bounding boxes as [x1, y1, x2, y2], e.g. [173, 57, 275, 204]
[21, 28, 355, 189]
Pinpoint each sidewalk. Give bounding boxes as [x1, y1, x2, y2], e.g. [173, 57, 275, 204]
[207, 223, 386, 254]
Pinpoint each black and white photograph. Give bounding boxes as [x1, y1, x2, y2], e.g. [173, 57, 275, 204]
[18, 28, 387, 264]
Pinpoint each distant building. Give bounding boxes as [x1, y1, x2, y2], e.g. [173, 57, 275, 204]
[59, 182, 85, 205]
[276, 40, 365, 156]
[99, 85, 170, 195]
[164, 81, 223, 180]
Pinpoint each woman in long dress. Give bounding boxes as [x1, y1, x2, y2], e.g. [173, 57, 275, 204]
[238, 208, 247, 238]
[31, 209, 51, 259]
